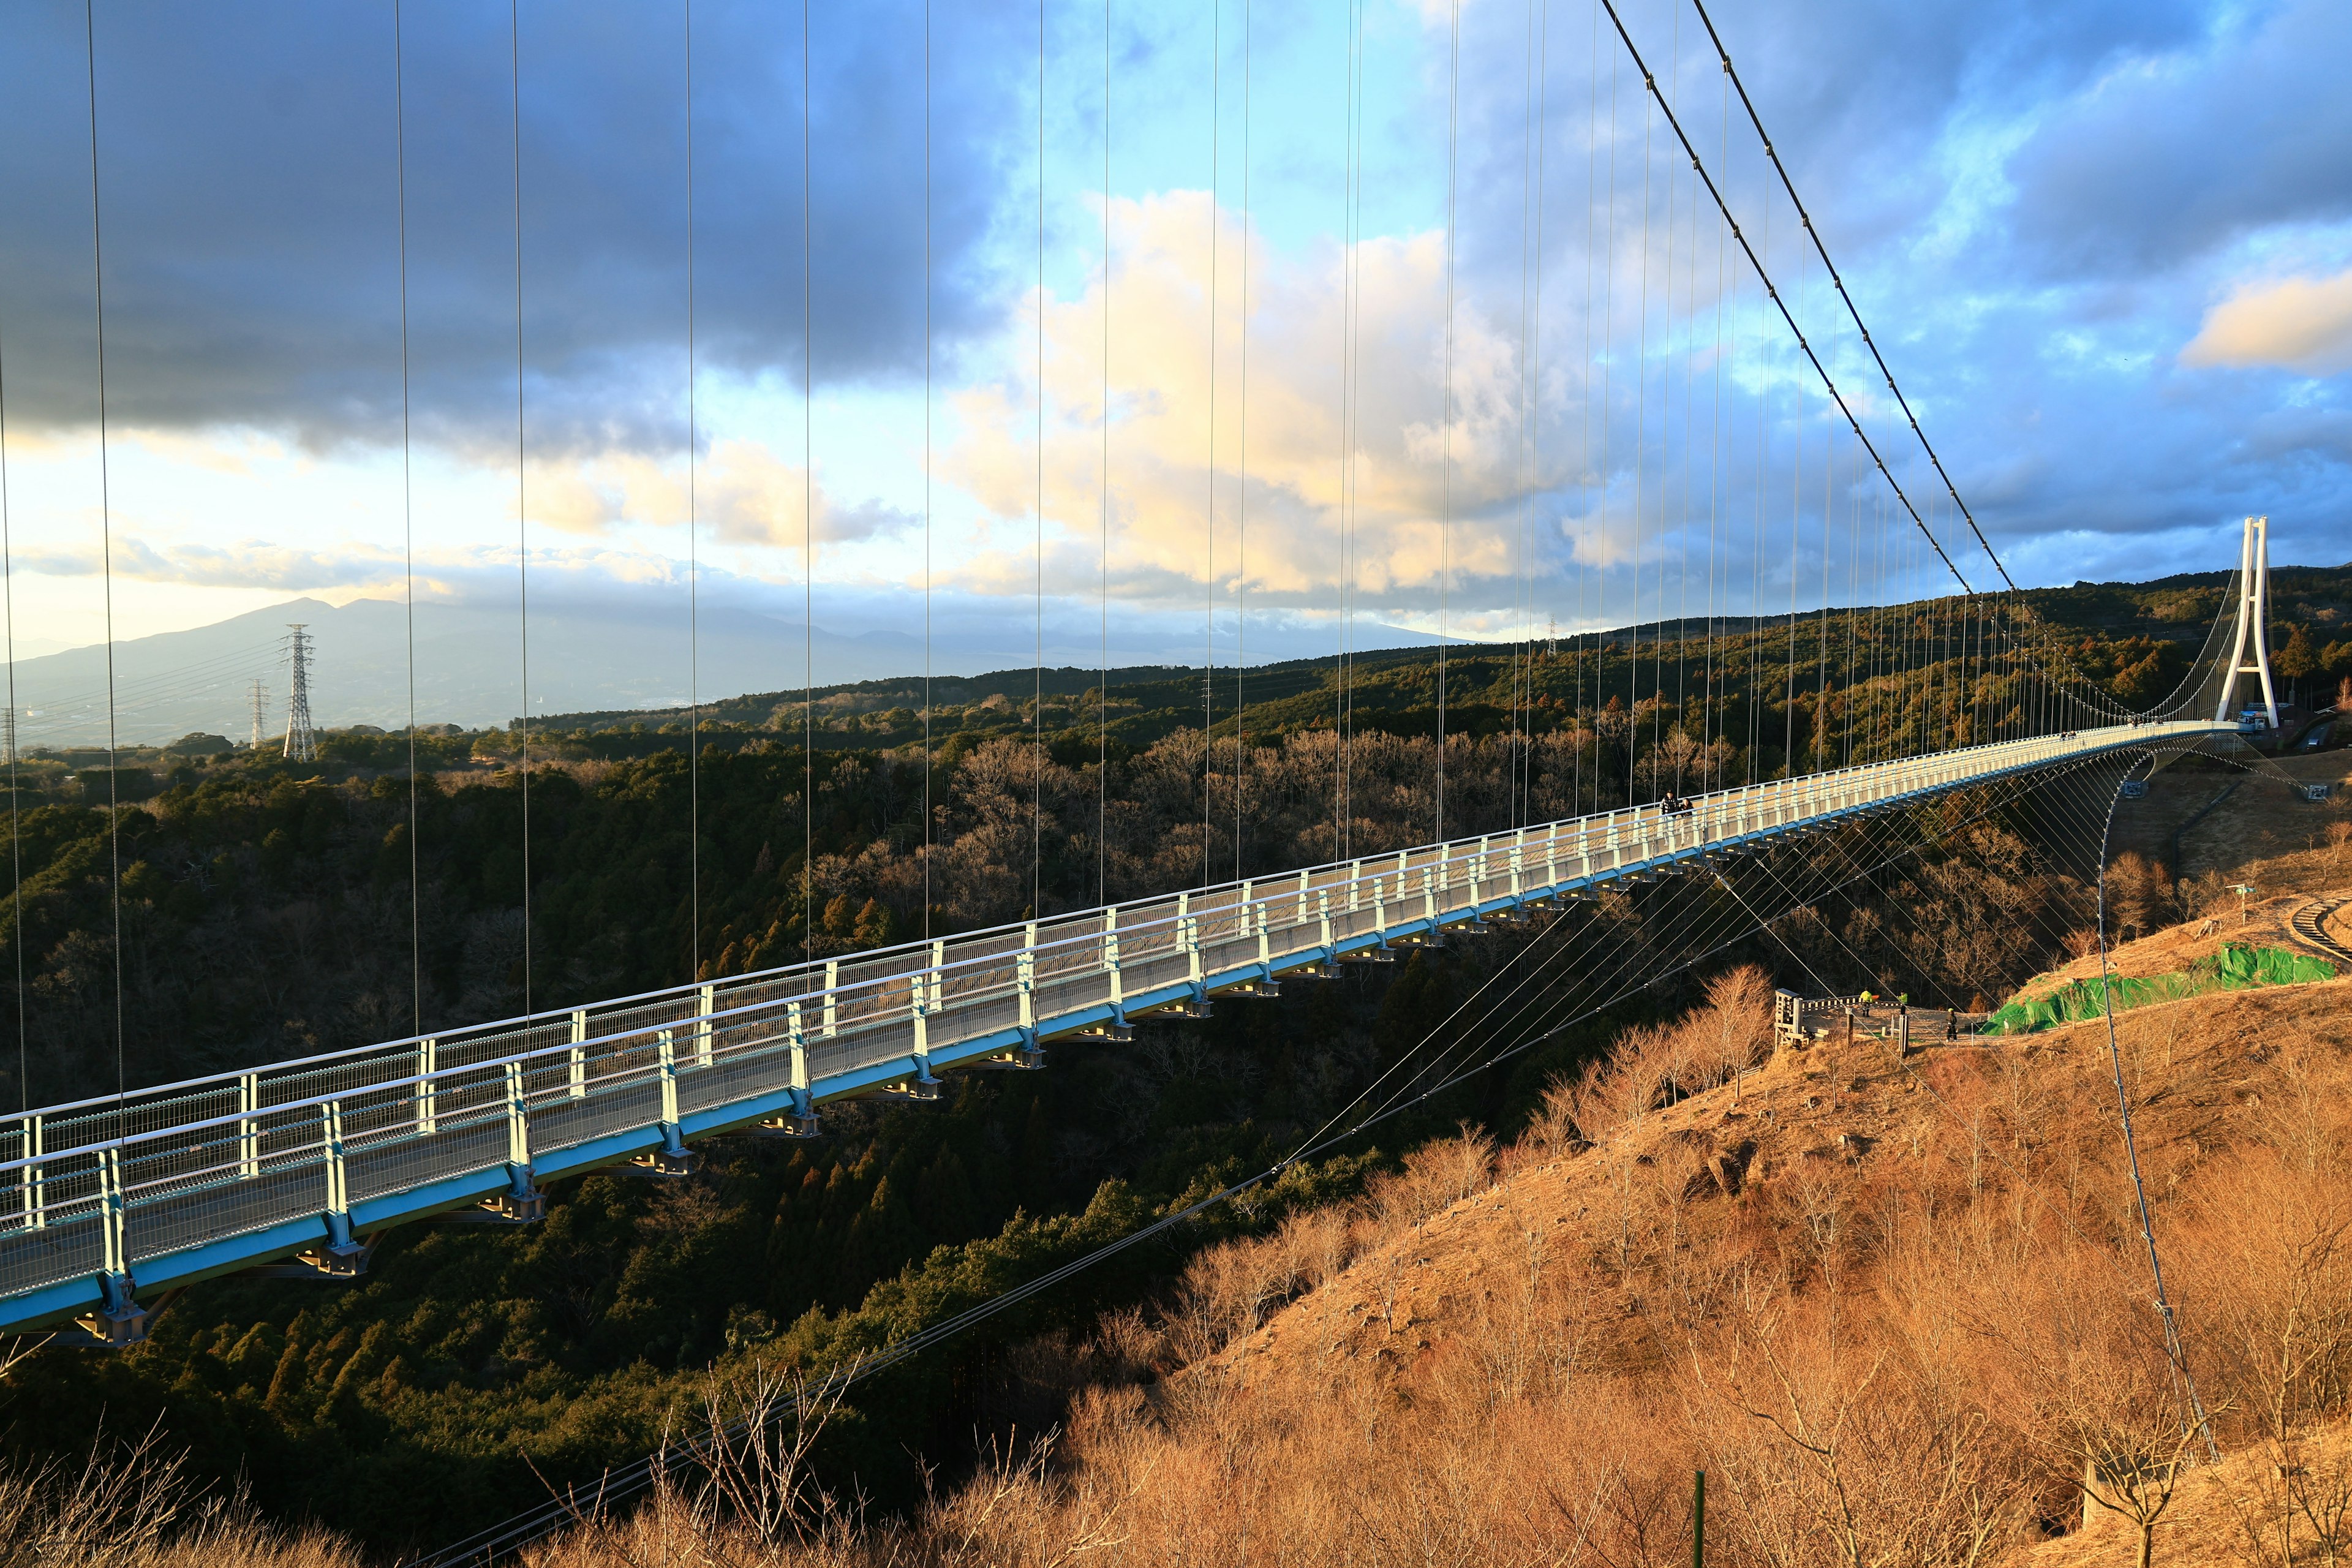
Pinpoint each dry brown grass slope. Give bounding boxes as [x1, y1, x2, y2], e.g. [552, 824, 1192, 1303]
[508, 899, 2352, 1566]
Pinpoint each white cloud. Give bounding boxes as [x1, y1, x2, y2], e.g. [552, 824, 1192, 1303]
[522, 439, 918, 552]
[942, 190, 1542, 616]
[2182, 267, 2352, 377]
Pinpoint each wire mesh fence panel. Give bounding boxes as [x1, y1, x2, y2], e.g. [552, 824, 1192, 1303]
[1125, 952, 1193, 996]
[347, 1118, 510, 1208]
[0, 1212, 103, 1298]
[675, 1041, 796, 1120]
[932, 990, 1024, 1046]
[1041, 971, 1116, 1019]
[117, 1117, 249, 1208]
[805, 1016, 917, 1082]
[531, 1080, 668, 1158]
[127, 1153, 327, 1266]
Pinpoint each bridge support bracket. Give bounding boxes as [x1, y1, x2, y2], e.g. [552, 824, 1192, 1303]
[1336, 944, 1396, 965]
[75, 1272, 148, 1348]
[964, 1036, 1049, 1069]
[439, 1164, 546, 1224]
[243, 1235, 374, 1281]
[1220, 977, 1282, 999]
[631, 1128, 699, 1178]
[752, 1087, 824, 1138]
[875, 1072, 946, 1103]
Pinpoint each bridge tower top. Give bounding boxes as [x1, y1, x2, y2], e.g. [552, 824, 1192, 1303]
[2215, 516, 2280, 731]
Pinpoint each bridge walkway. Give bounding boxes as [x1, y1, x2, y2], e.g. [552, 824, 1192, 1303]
[0, 720, 2228, 1336]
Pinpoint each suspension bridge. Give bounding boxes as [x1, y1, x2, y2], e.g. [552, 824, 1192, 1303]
[0, 0, 2309, 1387]
[0, 707, 2258, 1343]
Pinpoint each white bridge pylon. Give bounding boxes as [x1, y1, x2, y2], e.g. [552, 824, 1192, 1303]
[0, 720, 2235, 1341]
[2215, 514, 2281, 731]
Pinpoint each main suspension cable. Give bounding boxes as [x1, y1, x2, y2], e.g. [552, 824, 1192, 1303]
[1594, 0, 1972, 594]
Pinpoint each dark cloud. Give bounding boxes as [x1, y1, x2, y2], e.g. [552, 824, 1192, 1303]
[0, 0, 1020, 450]
[2004, 0, 2352, 279]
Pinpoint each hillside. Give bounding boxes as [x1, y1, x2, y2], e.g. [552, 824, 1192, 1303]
[1096, 911, 2352, 1566]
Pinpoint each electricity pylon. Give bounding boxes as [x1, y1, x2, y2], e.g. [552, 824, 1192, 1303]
[282, 625, 317, 761]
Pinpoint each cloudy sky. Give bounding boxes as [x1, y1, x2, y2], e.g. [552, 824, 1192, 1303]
[0, 0, 2346, 727]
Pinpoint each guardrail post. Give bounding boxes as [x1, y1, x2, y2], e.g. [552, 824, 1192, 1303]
[17, 1114, 40, 1231]
[320, 1101, 354, 1250]
[787, 1000, 810, 1096]
[659, 1028, 682, 1140]
[633, 1027, 696, 1176]
[1103, 907, 1123, 1007]
[99, 1147, 127, 1280]
[1510, 829, 1525, 897]
[1296, 869, 1311, 929]
[910, 971, 932, 1079]
[1020, 920, 1040, 1027]
[477, 1061, 545, 1221]
[823, 959, 839, 1037]
[568, 1009, 588, 1099]
[1348, 860, 1362, 914]
[84, 1147, 145, 1344]
[504, 1060, 532, 1171]
[1178, 897, 1200, 984]
[239, 1072, 260, 1177]
[696, 983, 717, 1068]
[1319, 886, 1333, 950]
[415, 1039, 437, 1136]
[929, 940, 945, 1016]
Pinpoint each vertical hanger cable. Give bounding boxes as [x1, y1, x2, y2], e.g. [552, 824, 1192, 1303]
[1436, 0, 1459, 841]
[1524, 0, 1551, 826]
[1098, 0, 1110, 904]
[509, 0, 533, 1014]
[685, 0, 701, 981]
[1629, 63, 1651, 797]
[83, 0, 126, 1103]
[393, 1, 420, 1035]
[1201, 0, 1218, 888]
[923, 0, 933, 941]
[800, 0, 813, 963]
[1596, 9, 1616, 804]
[1232, 0, 1248, 881]
[1033, 0, 1044, 918]
[0, 239, 20, 1108]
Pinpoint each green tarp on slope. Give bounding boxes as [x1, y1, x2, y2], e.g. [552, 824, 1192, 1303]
[1984, 944, 2336, 1035]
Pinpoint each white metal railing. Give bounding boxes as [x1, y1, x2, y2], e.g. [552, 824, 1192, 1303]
[0, 719, 2226, 1324]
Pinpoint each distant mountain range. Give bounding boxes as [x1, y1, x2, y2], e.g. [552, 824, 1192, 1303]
[3, 594, 1459, 750]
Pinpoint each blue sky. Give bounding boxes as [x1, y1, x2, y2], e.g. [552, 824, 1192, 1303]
[0, 0, 2346, 729]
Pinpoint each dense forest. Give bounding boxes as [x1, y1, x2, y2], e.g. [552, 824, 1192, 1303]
[0, 568, 2340, 1553]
